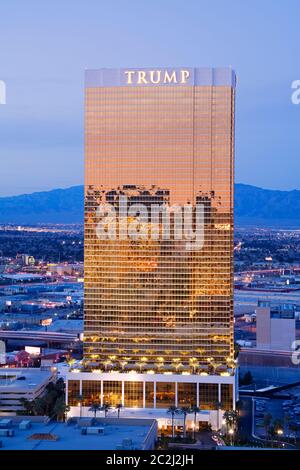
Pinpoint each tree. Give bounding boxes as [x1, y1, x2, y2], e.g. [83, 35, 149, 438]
[19, 397, 35, 416]
[177, 407, 191, 439]
[18, 378, 68, 421]
[53, 397, 70, 422]
[116, 403, 123, 418]
[34, 397, 48, 416]
[263, 413, 272, 438]
[190, 405, 200, 440]
[89, 402, 101, 418]
[101, 403, 111, 418]
[167, 406, 178, 439]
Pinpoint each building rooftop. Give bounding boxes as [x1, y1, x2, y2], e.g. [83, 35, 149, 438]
[85, 67, 236, 88]
[0, 419, 155, 450]
[0, 368, 54, 390]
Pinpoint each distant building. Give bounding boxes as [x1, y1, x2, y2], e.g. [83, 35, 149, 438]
[47, 263, 84, 277]
[0, 368, 55, 415]
[256, 301, 295, 351]
[21, 255, 35, 266]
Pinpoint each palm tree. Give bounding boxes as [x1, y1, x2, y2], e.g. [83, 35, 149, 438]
[190, 405, 200, 440]
[167, 405, 178, 439]
[101, 403, 111, 418]
[116, 403, 123, 418]
[89, 402, 101, 418]
[177, 406, 191, 439]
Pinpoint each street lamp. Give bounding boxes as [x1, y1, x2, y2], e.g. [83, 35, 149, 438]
[277, 428, 283, 445]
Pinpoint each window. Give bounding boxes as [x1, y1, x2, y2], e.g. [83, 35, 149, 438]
[68, 380, 80, 406]
[199, 383, 218, 410]
[221, 384, 233, 410]
[103, 381, 122, 406]
[178, 383, 196, 406]
[82, 380, 101, 406]
[145, 382, 154, 408]
[124, 381, 143, 407]
[156, 382, 175, 408]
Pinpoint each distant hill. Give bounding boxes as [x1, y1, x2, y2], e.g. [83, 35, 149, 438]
[0, 183, 299, 227]
[235, 183, 300, 227]
[0, 186, 84, 224]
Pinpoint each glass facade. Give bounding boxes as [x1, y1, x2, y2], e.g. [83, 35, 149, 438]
[84, 68, 235, 373]
[199, 383, 219, 410]
[124, 381, 144, 408]
[68, 380, 80, 406]
[178, 382, 197, 406]
[221, 383, 233, 410]
[67, 377, 234, 409]
[156, 382, 175, 408]
[103, 380, 122, 406]
[82, 380, 101, 406]
[145, 381, 154, 408]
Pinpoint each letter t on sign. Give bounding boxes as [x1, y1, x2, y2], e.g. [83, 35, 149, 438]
[124, 71, 135, 84]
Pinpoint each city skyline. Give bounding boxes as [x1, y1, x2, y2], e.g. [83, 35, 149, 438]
[0, 0, 300, 195]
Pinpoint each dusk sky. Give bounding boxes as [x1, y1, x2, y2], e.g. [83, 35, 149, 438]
[0, 0, 299, 196]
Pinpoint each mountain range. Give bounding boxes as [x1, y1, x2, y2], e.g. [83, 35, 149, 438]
[0, 184, 300, 227]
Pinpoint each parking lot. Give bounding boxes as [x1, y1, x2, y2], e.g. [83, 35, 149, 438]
[254, 387, 300, 440]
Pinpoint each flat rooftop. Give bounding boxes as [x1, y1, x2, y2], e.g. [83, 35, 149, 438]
[0, 420, 154, 450]
[0, 368, 53, 390]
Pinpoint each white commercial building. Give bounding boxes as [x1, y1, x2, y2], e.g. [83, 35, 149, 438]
[66, 370, 238, 431]
[0, 368, 55, 415]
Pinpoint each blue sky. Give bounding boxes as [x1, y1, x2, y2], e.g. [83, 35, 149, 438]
[0, 0, 299, 195]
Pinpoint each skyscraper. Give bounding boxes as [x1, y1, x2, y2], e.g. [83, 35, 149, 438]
[67, 68, 237, 428]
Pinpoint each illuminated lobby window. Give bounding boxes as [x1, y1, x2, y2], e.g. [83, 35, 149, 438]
[221, 384, 233, 410]
[145, 382, 154, 408]
[199, 383, 218, 410]
[103, 381, 122, 406]
[82, 380, 101, 406]
[68, 380, 80, 406]
[124, 381, 143, 408]
[178, 382, 197, 406]
[156, 382, 175, 409]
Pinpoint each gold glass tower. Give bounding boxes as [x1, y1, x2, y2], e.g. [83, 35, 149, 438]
[84, 68, 235, 375]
